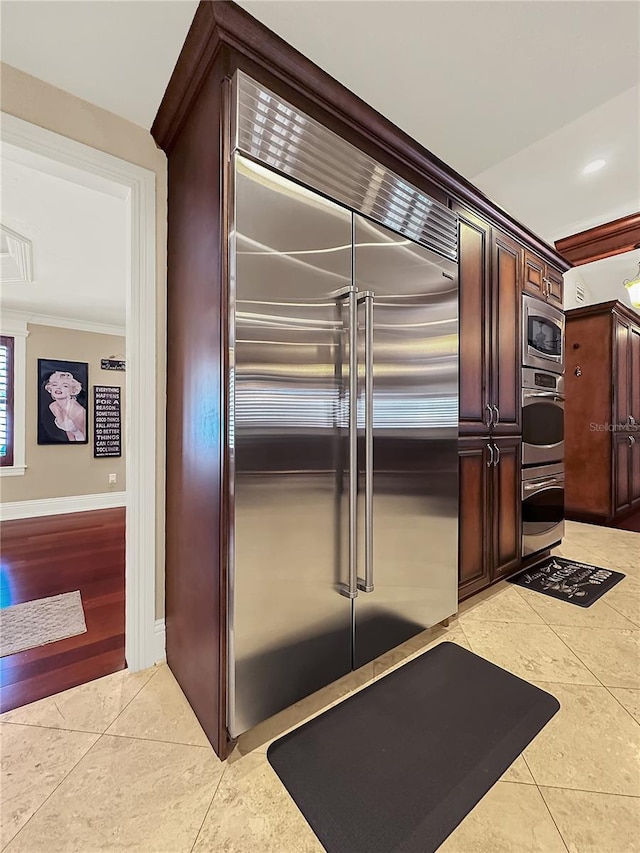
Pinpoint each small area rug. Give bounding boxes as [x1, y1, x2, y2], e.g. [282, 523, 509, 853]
[268, 642, 559, 853]
[509, 556, 624, 607]
[0, 590, 87, 657]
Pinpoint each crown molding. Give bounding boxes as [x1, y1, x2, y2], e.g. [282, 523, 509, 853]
[152, 0, 570, 272]
[1, 308, 124, 337]
[555, 212, 640, 266]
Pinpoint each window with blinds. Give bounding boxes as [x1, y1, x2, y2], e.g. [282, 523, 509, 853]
[0, 335, 14, 466]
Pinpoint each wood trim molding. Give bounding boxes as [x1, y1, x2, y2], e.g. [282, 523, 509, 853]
[565, 299, 640, 324]
[152, 0, 569, 272]
[555, 212, 640, 266]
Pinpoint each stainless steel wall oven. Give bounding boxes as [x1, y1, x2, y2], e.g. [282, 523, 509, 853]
[522, 368, 565, 466]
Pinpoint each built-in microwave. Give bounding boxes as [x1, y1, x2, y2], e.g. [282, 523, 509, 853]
[522, 294, 564, 374]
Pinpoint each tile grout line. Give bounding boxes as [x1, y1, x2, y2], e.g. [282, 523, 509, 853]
[534, 782, 640, 799]
[0, 718, 217, 750]
[102, 665, 162, 735]
[456, 620, 472, 651]
[602, 596, 640, 630]
[3, 730, 103, 850]
[536, 784, 571, 853]
[188, 764, 228, 853]
[0, 665, 158, 735]
[543, 621, 640, 727]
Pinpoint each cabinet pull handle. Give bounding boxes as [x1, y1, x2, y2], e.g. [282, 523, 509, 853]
[629, 415, 636, 426]
[487, 443, 494, 467]
[485, 404, 494, 427]
[494, 443, 500, 466]
[629, 435, 636, 446]
[493, 405, 500, 425]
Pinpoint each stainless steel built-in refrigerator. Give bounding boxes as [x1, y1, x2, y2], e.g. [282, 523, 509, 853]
[227, 74, 459, 738]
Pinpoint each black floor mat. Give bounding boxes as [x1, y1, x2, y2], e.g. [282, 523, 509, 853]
[267, 642, 559, 853]
[509, 556, 625, 607]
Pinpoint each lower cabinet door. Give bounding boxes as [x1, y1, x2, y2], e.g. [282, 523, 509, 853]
[491, 437, 522, 580]
[614, 434, 632, 515]
[630, 436, 640, 507]
[459, 437, 491, 598]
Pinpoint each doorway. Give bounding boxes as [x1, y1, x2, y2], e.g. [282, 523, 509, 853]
[0, 113, 159, 708]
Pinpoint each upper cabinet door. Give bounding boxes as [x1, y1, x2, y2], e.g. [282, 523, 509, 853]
[630, 324, 640, 428]
[455, 203, 492, 435]
[546, 266, 564, 309]
[491, 229, 522, 435]
[614, 315, 631, 426]
[523, 250, 546, 300]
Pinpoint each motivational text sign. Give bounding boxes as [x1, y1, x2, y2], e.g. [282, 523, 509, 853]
[94, 385, 122, 458]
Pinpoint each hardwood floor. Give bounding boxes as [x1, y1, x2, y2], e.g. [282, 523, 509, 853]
[0, 508, 125, 713]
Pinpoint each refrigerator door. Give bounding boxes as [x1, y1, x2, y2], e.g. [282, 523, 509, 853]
[229, 157, 354, 737]
[353, 215, 459, 668]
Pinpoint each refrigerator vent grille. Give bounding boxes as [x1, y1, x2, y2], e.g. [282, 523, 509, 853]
[233, 72, 458, 262]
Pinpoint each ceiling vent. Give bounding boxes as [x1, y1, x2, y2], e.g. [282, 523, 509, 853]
[0, 224, 34, 284]
[575, 283, 586, 304]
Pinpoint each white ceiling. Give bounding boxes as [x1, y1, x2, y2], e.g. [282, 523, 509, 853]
[473, 86, 640, 243]
[0, 154, 127, 327]
[1, 0, 638, 247]
[565, 250, 640, 314]
[0, 1, 198, 130]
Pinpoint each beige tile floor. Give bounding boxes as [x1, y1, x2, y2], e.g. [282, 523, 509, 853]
[1, 521, 639, 852]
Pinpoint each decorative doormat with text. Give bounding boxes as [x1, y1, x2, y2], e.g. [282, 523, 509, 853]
[509, 557, 625, 607]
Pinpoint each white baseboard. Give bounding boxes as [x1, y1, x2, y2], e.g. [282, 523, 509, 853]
[154, 618, 166, 663]
[0, 491, 126, 520]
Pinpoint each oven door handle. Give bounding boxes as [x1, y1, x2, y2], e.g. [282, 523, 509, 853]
[523, 479, 564, 491]
[523, 391, 565, 402]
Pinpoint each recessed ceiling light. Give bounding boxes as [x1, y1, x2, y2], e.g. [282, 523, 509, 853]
[582, 159, 607, 175]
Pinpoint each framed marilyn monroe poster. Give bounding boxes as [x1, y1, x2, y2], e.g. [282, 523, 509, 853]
[37, 358, 89, 445]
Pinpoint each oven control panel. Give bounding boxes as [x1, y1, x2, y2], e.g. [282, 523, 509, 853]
[522, 367, 565, 396]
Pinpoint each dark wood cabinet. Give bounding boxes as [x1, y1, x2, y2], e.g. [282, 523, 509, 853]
[523, 251, 546, 300]
[614, 315, 631, 426]
[565, 300, 640, 523]
[459, 439, 491, 597]
[153, 0, 571, 759]
[455, 204, 521, 436]
[491, 437, 522, 579]
[546, 267, 564, 309]
[492, 231, 522, 435]
[633, 435, 640, 506]
[457, 207, 492, 435]
[523, 249, 564, 308]
[631, 325, 640, 429]
[614, 433, 632, 515]
[459, 436, 522, 599]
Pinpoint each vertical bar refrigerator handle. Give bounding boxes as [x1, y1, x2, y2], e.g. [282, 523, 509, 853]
[359, 292, 374, 593]
[347, 288, 359, 598]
